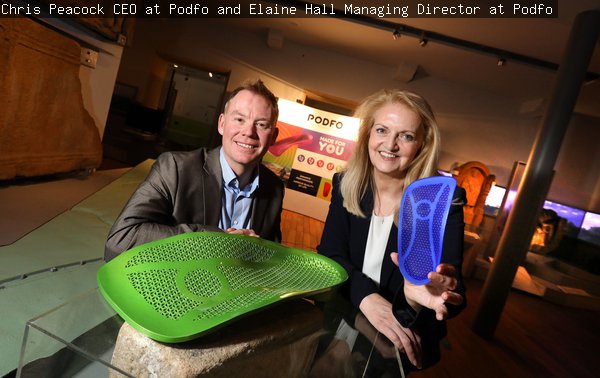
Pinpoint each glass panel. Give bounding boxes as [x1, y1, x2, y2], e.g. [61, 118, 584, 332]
[17, 288, 131, 377]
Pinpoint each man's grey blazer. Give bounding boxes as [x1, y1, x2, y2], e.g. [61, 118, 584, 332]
[104, 147, 284, 261]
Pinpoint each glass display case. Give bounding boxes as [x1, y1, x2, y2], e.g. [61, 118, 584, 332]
[17, 287, 411, 377]
[17, 288, 130, 377]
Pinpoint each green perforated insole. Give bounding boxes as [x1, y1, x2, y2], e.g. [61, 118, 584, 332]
[97, 232, 347, 342]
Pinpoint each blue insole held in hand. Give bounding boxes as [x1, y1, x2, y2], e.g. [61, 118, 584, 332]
[398, 176, 456, 285]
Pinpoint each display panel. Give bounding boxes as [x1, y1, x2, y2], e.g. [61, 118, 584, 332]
[484, 185, 506, 216]
[262, 99, 360, 221]
[578, 212, 600, 247]
[542, 200, 586, 238]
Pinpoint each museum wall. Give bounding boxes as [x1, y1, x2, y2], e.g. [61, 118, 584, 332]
[114, 18, 600, 213]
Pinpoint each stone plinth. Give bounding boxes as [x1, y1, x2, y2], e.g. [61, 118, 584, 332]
[110, 299, 323, 377]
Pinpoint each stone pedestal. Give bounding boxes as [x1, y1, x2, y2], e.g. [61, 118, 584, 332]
[110, 299, 323, 377]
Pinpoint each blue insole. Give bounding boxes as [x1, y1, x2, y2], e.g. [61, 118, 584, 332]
[398, 176, 456, 285]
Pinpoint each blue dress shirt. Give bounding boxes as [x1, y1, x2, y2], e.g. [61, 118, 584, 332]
[218, 148, 259, 230]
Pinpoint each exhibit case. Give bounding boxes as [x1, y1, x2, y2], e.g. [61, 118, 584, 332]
[16, 286, 411, 377]
[17, 288, 131, 377]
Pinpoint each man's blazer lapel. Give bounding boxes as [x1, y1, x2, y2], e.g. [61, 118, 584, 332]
[202, 148, 223, 227]
[251, 173, 271, 235]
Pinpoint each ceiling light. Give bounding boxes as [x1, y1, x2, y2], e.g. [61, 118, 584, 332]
[209, 72, 213, 78]
[419, 32, 428, 47]
[497, 58, 506, 67]
[334, 17, 598, 81]
[392, 29, 401, 40]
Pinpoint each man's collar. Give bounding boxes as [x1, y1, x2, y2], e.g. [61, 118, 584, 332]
[219, 147, 260, 191]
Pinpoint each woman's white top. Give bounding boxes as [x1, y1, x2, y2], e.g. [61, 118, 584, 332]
[333, 213, 395, 350]
[362, 213, 394, 285]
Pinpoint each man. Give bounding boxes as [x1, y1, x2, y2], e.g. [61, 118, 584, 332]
[104, 79, 283, 261]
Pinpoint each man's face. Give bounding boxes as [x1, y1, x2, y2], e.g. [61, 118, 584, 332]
[218, 90, 278, 177]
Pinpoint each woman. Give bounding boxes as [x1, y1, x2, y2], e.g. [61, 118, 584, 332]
[317, 89, 466, 371]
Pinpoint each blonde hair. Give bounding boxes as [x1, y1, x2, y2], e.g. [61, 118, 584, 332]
[340, 89, 441, 217]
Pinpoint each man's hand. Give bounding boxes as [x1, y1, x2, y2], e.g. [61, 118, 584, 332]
[225, 228, 258, 237]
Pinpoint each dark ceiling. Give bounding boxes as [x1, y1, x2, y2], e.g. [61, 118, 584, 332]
[212, 0, 600, 116]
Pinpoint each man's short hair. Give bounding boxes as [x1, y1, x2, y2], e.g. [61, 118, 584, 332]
[224, 79, 279, 125]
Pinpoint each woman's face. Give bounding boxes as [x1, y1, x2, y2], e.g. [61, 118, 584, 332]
[368, 102, 424, 180]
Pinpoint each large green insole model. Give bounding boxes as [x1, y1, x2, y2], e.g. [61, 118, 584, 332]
[97, 232, 347, 343]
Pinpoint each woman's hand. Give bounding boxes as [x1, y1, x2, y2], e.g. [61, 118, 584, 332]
[354, 312, 397, 359]
[359, 293, 422, 368]
[391, 253, 464, 321]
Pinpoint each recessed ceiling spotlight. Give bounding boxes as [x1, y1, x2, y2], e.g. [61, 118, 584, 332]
[497, 58, 506, 67]
[419, 32, 428, 47]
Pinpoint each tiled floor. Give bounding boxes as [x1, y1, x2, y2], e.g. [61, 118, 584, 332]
[281, 209, 324, 252]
